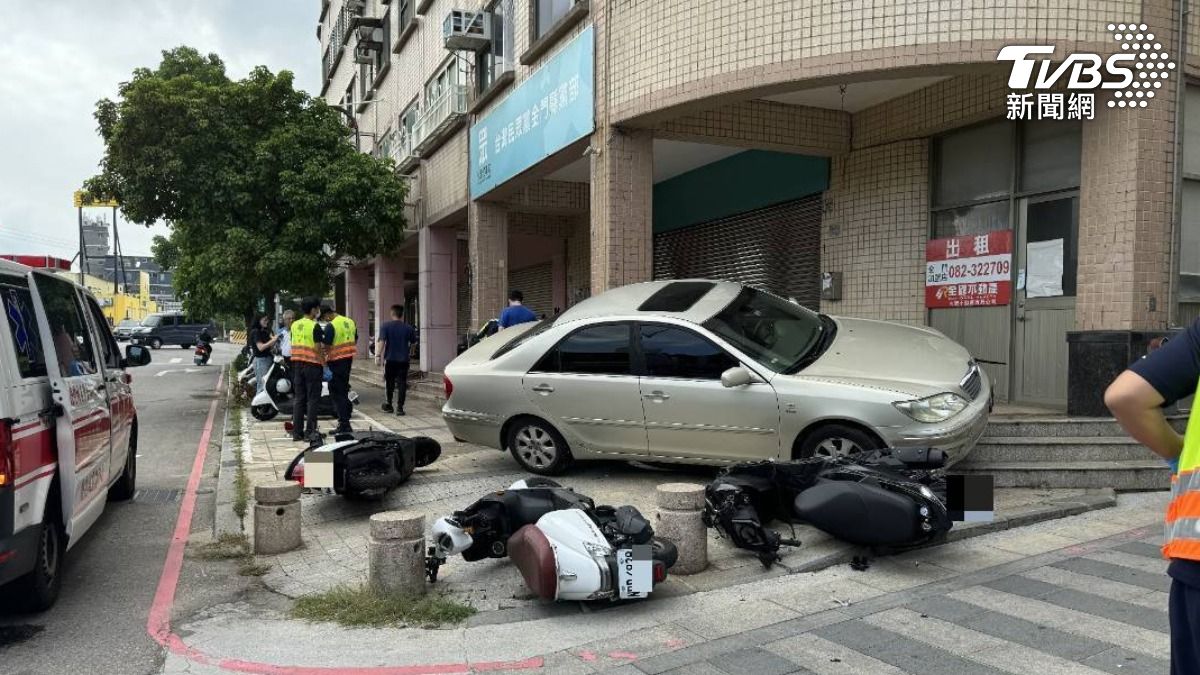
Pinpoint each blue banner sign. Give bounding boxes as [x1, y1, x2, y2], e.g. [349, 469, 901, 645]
[470, 25, 594, 198]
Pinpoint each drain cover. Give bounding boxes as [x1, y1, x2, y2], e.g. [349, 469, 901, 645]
[0, 624, 44, 650]
[134, 488, 182, 504]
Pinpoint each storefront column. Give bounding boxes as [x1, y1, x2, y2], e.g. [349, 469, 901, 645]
[345, 266, 371, 358]
[418, 226, 458, 373]
[468, 201, 508, 327]
[551, 248, 567, 315]
[589, 126, 653, 294]
[375, 255, 405, 340]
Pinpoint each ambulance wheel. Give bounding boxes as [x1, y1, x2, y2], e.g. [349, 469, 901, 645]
[13, 496, 65, 612]
[251, 404, 278, 421]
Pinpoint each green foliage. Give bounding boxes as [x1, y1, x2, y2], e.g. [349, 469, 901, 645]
[87, 47, 407, 320]
[292, 585, 476, 628]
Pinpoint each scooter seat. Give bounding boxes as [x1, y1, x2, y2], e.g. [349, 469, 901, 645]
[508, 525, 558, 600]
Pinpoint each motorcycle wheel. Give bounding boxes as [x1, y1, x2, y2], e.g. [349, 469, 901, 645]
[251, 404, 278, 421]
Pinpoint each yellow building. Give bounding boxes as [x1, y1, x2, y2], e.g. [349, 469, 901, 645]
[54, 270, 158, 326]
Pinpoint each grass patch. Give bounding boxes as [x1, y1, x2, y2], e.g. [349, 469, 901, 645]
[238, 560, 272, 577]
[292, 585, 475, 628]
[194, 533, 251, 560]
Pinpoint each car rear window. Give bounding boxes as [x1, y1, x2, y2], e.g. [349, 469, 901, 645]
[637, 282, 715, 312]
[492, 319, 555, 359]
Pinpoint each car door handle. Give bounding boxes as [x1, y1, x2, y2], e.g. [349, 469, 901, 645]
[531, 384, 555, 394]
[643, 390, 671, 401]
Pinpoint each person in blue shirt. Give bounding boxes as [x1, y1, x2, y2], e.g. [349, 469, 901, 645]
[376, 304, 418, 415]
[498, 290, 537, 329]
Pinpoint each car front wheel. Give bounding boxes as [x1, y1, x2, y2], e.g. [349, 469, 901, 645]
[507, 418, 573, 476]
[796, 423, 883, 459]
[149, 337, 163, 350]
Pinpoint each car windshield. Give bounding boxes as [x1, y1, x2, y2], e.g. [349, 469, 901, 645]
[141, 315, 162, 327]
[702, 287, 825, 374]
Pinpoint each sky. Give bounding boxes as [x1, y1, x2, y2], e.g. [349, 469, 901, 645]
[0, 0, 320, 263]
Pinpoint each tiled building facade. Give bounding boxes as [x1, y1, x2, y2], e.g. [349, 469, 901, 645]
[320, 0, 1197, 408]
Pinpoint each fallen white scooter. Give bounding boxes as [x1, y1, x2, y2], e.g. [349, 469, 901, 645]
[249, 355, 359, 421]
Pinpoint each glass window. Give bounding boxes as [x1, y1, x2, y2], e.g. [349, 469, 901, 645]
[535, 0, 573, 39]
[141, 314, 162, 327]
[534, 323, 631, 375]
[477, 0, 514, 94]
[1185, 85, 1200, 177]
[932, 201, 1010, 239]
[1, 278, 48, 379]
[34, 276, 97, 378]
[1020, 120, 1081, 193]
[1026, 196, 1079, 297]
[84, 296, 120, 370]
[703, 287, 824, 374]
[639, 324, 737, 380]
[934, 121, 1012, 207]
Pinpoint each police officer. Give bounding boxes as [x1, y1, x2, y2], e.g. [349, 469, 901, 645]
[290, 298, 330, 443]
[321, 303, 357, 434]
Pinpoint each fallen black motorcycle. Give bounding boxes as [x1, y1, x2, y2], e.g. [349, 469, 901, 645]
[703, 447, 952, 567]
[284, 430, 441, 499]
[427, 478, 678, 601]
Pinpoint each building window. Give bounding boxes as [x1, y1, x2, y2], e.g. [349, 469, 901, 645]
[426, 57, 469, 104]
[476, 0, 514, 94]
[399, 100, 419, 139]
[1181, 85, 1200, 303]
[535, 0, 574, 40]
[398, 0, 415, 31]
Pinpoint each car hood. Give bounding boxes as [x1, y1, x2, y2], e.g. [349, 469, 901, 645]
[790, 317, 973, 396]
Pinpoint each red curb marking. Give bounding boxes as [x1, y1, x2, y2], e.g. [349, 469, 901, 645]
[147, 369, 543, 674]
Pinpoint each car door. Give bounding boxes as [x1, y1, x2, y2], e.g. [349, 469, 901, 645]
[521, 322, 648, 456]
[28, 273, 112, 543]
[82, 295, 133, 482]
[636, 322, 782, 461]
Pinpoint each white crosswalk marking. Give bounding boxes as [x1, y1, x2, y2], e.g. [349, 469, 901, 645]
[1020, 566, 1169, 610]
[950, 586, 1168, 657]
[863, 608, 1108, 675]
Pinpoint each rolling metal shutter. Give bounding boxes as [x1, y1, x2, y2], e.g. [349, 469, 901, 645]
[653, 195, 823, 310]
[457, 238, 471, 334]
[508, 262, 554, 319]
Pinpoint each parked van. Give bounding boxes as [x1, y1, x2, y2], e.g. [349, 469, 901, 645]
[0, 259, 151, 610]
[130, 312, 215, 350]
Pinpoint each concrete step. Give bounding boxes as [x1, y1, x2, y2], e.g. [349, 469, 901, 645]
[954, 459, 1170, 491]
[966, 436, 1159, 463]
[408, 378, 446, 405]
[983, 415, 1187, 438]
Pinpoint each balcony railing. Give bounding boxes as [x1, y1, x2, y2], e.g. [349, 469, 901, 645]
[413, 84, 469, 155]
[385, 128, 419, 173]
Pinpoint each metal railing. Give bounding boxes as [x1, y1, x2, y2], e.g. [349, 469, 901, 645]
[385, 128, 418, 171]
[413, 84, 469, 153]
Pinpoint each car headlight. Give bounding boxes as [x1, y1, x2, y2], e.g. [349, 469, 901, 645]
[893, 393, 968, 423]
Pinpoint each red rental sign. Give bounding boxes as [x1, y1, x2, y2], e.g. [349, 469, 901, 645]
[925, 230, 1013, 309]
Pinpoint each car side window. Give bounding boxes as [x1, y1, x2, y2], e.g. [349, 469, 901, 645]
[83, 296, 120, 370]
[534, 324, 632, 375]
[34, 275, 98, 378]
[0, 277, 48, 379]
[638, 324, 739, 380]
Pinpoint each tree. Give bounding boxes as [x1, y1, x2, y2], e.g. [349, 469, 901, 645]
[86, 47, 407, 324]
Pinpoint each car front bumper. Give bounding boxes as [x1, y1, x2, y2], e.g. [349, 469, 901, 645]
[882, 372, 992, 466]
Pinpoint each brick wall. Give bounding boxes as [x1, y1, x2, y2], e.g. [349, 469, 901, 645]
[653, 100, 850, 156]
[820, 141, 929, 325]
[423, 128, 469, 224]
[589, 127, 653, 294]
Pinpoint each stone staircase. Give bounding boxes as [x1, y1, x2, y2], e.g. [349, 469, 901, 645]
[954, 415, 1186, 491]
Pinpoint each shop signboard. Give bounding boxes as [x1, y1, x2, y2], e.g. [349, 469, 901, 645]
[925, 230, 1013, 308]
[469, 25, 594, 198]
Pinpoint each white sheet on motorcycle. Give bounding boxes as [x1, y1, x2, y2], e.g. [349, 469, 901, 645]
[303, 448, 335, 488]
[617, 545, 653, 599]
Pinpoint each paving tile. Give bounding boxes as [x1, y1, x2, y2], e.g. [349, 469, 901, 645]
[813, 620, 1008, 675]
[1019, 565, 1169, 610]
[847, 557, 957, 592]
[673, 599, 799, 640]
[1083, 550, 1168, 576]
[1051, 558, 1171, 592]
[765, 633, 907, 675]
[661, 664, 726, 675]
[959, 606, 1113, 661]
[707, 647, 806, 675]
[1078, 645, 1172, 675]
[1112, 540, 1166, 559]
[903, 595, 989, 623]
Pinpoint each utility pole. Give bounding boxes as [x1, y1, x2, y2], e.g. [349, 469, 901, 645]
[77, 206, 85, 285]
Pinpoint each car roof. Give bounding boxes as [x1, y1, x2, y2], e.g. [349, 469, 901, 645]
[555, 280, 743, 324]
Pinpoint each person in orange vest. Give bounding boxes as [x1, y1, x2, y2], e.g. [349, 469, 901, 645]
[289, 298, 331, 443]
[1106, 325, 1200, 671]
[321, 303, 357, 434]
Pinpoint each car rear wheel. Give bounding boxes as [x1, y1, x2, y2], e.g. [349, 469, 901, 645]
[507, 418, 573, 476]
[12, 499, 65, 612]
[796, 423, 882, 459]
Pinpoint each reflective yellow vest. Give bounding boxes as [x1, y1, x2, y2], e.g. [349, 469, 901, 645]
[290, 317, 322, 365]
[1165, 389, 1200, 560]
[327, 315, 357, 362]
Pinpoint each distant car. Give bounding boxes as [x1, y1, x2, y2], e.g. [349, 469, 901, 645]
[113, 318, 139, 341]
[130, 312, 216, 350]
[442, 280, 991, 476]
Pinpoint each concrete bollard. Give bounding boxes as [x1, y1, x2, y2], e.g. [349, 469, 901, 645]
[254, 481, 302, 555]
[368, 511, 427, 596]
[655, 483, 708, 575]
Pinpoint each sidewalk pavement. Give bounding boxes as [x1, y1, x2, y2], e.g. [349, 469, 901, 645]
[171, 490, 1171, 674]
[218, 375, 1126, 613]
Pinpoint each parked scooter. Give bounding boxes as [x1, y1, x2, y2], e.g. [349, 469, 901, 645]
[249, 355, 360, 421]
[427, 479, 678, 601]
[457, 319, 500, 355]
[284, 430, 441, 500]
[703, 447, 952, 567]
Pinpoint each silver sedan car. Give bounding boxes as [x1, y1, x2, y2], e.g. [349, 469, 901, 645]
[443, 280, 991, 475]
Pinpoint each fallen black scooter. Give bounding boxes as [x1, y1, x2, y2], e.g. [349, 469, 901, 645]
[703, 447, 952, 567]
[284, 430, 441, 500]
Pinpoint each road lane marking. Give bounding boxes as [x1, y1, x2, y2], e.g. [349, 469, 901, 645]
[170, 357, 182, 364]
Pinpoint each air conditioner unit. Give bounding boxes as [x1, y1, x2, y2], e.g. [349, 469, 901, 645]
[443, 10, 491, 51]
[356, 25, 379, 41]
[346, 0, 367, 16]
[354, 43, 377, 63]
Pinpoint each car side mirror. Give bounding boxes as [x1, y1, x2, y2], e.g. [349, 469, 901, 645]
[124, 344, 152, 367]
[721, 366, 754, 388]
